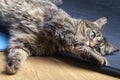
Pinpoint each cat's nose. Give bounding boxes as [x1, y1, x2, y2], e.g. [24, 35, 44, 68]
[89, 42, 96, 48]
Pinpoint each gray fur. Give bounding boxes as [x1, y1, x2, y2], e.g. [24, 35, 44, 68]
[0, 0, 118, 74]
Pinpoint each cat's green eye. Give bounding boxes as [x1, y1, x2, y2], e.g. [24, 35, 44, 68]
[90, 31, 96, 39]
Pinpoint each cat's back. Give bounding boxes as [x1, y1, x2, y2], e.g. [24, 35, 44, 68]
[0, 0, 58, 30]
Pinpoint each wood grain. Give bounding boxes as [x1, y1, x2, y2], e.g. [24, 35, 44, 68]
[0, 52, 119, 80]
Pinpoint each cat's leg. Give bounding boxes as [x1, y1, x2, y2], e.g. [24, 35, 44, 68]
[6, 41, 30, 74]
[71, 46, 108, 66]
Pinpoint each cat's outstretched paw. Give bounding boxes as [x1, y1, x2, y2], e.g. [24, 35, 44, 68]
[99, 56, 109, 66]
[6, 59, 21, 74]
[90, 55, 109, 66]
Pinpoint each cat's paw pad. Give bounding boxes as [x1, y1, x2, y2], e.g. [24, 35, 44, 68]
[6, 59, 21, 74]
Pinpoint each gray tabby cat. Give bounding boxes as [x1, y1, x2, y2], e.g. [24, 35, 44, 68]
[0, 0, 118, 74]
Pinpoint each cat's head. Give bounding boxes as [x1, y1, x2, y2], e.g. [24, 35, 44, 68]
[77, 17, 119, 54]
[81, 17, 119, 53]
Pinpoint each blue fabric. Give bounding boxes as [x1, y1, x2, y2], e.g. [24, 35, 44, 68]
[0, 32, 8, 51]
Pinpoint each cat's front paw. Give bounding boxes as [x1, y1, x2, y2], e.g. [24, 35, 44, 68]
[6, 59, 21, 74]
[90, 55, 109, 66]
[99, 56, 109, 66]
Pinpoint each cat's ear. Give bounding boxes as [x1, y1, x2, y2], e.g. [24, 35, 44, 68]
[105, 43, 119, 54]
[94, 17, 108, 30]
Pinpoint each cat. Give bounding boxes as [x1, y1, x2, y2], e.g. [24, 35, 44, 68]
[0, 0, 119, 74]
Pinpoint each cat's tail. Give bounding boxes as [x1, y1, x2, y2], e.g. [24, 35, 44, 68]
[49, 0, 63, 5]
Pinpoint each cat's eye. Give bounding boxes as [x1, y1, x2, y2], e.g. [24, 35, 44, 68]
[90, 31, 96, 39]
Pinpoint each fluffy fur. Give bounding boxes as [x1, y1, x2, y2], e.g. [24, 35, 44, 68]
[0, 0, 118, 74]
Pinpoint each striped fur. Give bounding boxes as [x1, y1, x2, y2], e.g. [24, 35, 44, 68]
[0, 0, 118, 74]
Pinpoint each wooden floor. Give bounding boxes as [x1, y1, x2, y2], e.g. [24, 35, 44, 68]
[0, 51, 119, 80]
